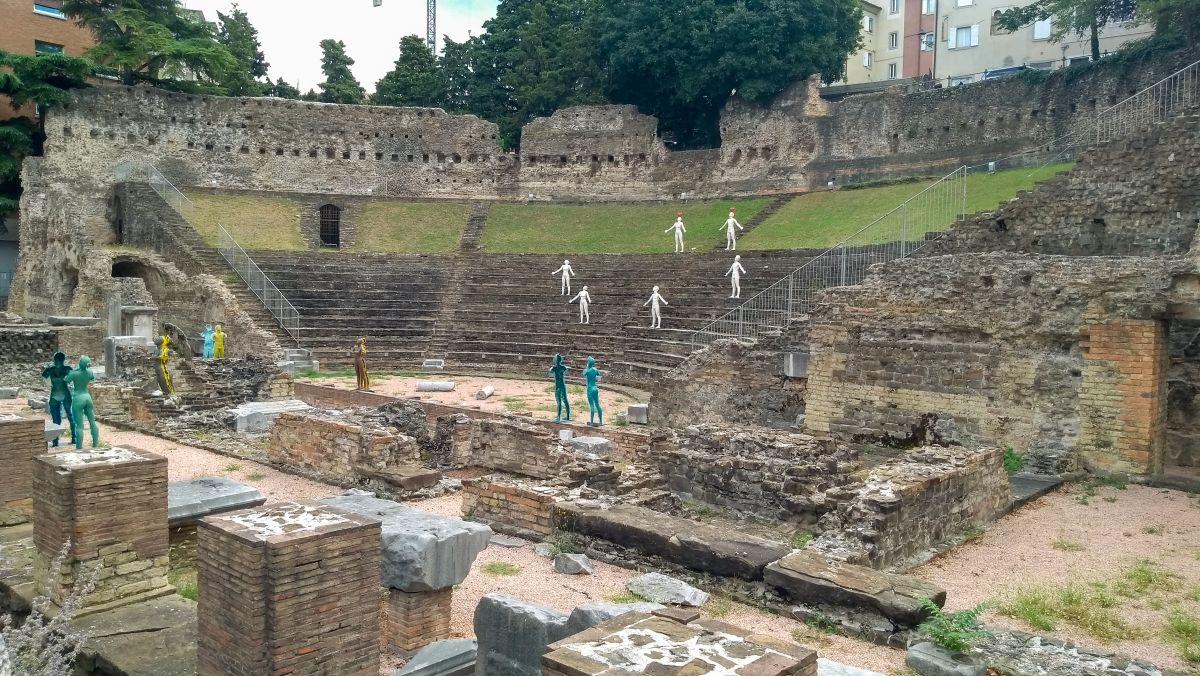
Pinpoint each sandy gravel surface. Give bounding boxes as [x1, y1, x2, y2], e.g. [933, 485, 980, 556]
[916, 483, 1200, 671]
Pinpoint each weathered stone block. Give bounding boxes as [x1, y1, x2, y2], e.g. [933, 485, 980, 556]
[564, 601, 664, 636]
[566, 436, 613, 457]
[626, 403, 649, 424]
[625, 573, 709, 607]
[473, 594, 570, 676]
[167, 476, 265, 527]
[905, 642, 986, 676]
[395, 638, 476, 676]
[553, 553, 593, 575]
[229, 399, 311, 433]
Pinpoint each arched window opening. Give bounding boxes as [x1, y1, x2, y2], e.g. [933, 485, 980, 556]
[319, 204, 341, 247]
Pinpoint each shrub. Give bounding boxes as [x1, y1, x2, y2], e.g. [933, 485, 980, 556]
[917, 597, 991, 653]
[1002, 447, 1024, 474]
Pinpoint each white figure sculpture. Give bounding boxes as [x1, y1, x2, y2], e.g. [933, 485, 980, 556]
[552, 259, 576, 295]
[726, 255, 747, 299]
[665, 212, 686, 253]
[720, 207, 743, 251]
[644, 285, 669, 329]
[569, 286, 592, 324]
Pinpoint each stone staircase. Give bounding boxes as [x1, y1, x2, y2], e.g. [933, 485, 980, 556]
[712, 194, 797, 250]
[459, 202, 490, 252]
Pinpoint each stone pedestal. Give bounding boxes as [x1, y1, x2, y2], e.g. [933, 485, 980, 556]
[120, 306, 157, 342]
[32, 447, 172, 610]
[383, 588, 453, 653]
[196, 501, 382, 676]
[0, 414, 43, 514]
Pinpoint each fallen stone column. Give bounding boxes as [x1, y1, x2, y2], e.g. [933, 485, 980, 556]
[475, 385, 495, 400]
[417, 381, 456, 392]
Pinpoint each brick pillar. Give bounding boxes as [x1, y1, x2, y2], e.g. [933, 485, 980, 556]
[1080, 319, 1168, 474]
[197, 501, 382, 676]
[32, 447, 172, 610]
[0, 414, 44, 515]
[381, 587, 453, 654]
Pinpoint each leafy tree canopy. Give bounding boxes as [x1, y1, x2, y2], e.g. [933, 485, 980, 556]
[996, 0, 1141, 60]
[373, 35, 446, 107]
[316, 39, 365, 104]
[216, 3, 269, 96]
[1137, 0, 1200, 47]
[264, 77, 301, 99]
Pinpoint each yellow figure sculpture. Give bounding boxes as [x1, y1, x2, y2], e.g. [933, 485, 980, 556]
[213, 325, 226, 359]
[158, 335, 175, 396]
[353, 337, 369, 391]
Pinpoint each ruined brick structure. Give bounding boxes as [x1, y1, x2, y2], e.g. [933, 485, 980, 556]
[461, 478, 559, 538]
[381, 588, 454, 654]
[0, 414, 44, 515]
[0, 326, 57, 364]
[268, 409, 424, 482]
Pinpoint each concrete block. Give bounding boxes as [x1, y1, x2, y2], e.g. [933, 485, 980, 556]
[28, 397, 47, 411]
[168, 476, 265, 527]
[230, 400, 311, 433]
[395, 638, 476, 676]
[627, 403, 649, 425]
[47, 316, 100, 327]
[475, 385, 495, 400]
[321, 494, 491, 592]
[553, 553, 593, 575]
[0, 388, 17, 399]
[566, 436, 613, 457]
[417, 381, 456, 392]
[473, 594, 570, 676]
[44, 421, 65, 443]
[564, 601, 664, 636]
[905, 642, 986, 676]
[625, 573, 709, 607]
[558, 429, 573, 442]
[422, 359, 446, 370]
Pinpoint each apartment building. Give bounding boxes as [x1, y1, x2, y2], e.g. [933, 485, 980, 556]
[835, 0, 1154, 87]
[0, 0, 95, 119]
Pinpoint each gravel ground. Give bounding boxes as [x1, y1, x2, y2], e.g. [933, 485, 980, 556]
[915, 482, 1200, 672]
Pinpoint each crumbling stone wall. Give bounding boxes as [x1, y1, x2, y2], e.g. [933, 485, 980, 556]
[0, 326, 57, 364]
[268, 410, 423, 481]
[454, 418, 616, 483]
[814, 447, 1013, 570]
[1165, 319, 1200, 468]
[461, 478, 560, 537]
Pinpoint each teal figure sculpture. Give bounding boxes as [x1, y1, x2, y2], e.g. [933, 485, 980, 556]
[550, 354, 570, 422]
[201, 324, 215, 360]
[41, 351, 75, 447]
[65, 355, 99, 449]
[584, 356, 602, 427]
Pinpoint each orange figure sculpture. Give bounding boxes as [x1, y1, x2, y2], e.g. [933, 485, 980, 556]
[353, 337, 370, 391]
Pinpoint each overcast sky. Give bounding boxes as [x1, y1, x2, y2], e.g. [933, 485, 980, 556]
[180, 0, 499, 94]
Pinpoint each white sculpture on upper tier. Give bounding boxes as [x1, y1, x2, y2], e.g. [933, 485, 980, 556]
[551, 259, 576, 295]
[644, 286, 669, 329]
[726, 255, 747, 299]
[720, 207, 743, 251]
[665, 213, 686, 253]
[569, 286, 593, 324]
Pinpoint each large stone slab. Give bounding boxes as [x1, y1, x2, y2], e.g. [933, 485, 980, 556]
[473, 593, 570, 676]
[229, 399, 311, 433]
[763, 550, 947, 627]
[554, 501, 790, 580]
[625, 573, 709, 607]
[0, 388, 16, 399]
[905, 642, 986, 676]
[817, 659, 885, 676]
[167, 477, 266, 527]
[321, 494, 491, 592]
[71, 594, 197, 676]
[47, 316, 100, 327]
[565, 601, 664, 636]
[627, 403, 649, 424]
[395, 638, 476, 676]
[566, 436, 613, 457]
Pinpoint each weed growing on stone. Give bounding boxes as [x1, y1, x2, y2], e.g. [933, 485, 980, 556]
[917, 598, 991, 653]
[222, 463, 242, 472]
[963, 526, 985, 542]
[2, 541, 96, 675]
[544, 531, 584, 556]
[1164, 611, 1200, 664]
[244, 471, 266, 481]
[681, 500, 728, 521]
[608, 590, 648, 604]
[1002, 447, 1024, 474]
[482, 562, 521, 576]
[704, 596, 733, 618]
[170, 568, 198, 602]
[1074, 475, 1128, 505]
[791, 530, 814, 549]
[1051, 537, 1086, 552]
[805, 613, 839, 635]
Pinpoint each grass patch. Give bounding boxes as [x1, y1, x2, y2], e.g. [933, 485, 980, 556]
[501, 397, 529, 411]
[1051, 537, 1086, 552]
[170, 568, 198, 602]
[608, 590, 649, 604]
[1003, 447, 1024, 475]
[1141, 523, 1165, 536]
[963, 526, 985, 542]
[352, 201, 468, 253]
[295, 368, 355, 379]
[805, 613, 840, 635]
[743, 163, 1072, 250]
[182, 192, 305, 250]
[244, 471, 266, 481]
[222, 463, 242, 472]
[1165, 611, 1200, 664]
[482, 198, 772, 254]
[704, 596, 733, 618]
[998, 583, 1133, 641]
[681, 499, 729, 520]
[1112, 559, 1180, 598]
[481, 561, 521, 576]
[1075, 474, 1128, 505]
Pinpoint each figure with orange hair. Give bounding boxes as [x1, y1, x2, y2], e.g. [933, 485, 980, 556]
[665, 212, 686, 253]
[720, 207, 743, 250]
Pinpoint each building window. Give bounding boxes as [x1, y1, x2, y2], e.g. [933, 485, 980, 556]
[318, 204, 341, 247]
[864, 15, 875, 32]
[1032, 17, 1052, 40]
[920, 32, 935, 50]
[1069, 55, 1090, 65]
[950, 75, 975, 86]
[949, 25, 979, 48]
[922, 0, 935, 14]
[34, 40, 64, 54]
[956, 0, 972, 6]
[863, 52, 873, 68]
[888, 63, 899, 79]
[889, 0, 900, 14]
[33, 0, 66, 18]
[888, 31, 899, 49]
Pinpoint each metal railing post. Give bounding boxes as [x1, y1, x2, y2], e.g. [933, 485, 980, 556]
[900, 203, 907, 257]
[839, 244, 847, 286]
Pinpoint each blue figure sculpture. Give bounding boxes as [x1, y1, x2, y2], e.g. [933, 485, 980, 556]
[201, 324, 215, 360]
[550, 354, 570, 422]
[64, 355, 99, 449]
[584, 356, 602, 427]
[41, 351, 75, 447]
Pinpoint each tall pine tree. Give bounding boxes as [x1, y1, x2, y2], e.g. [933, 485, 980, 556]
[216, 3, 269, 96]
[373, 35, 445, 107]
[316, 39, 365, 104]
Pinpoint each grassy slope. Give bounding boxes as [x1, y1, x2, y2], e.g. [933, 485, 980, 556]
[480, 198, 773, 254]
[352, 201, 468, 253]
[183, 193, 306, 250]
[741, 163, 1073, 250]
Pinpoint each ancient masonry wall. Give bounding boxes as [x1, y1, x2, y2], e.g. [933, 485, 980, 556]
[0, 415, 43, 514]
[0, 327, 57, 364]
[461, 478, 558, 538]
[381, 587, 453, 654]
[268, 410, 422, 482]
[90, 383, 136, 420]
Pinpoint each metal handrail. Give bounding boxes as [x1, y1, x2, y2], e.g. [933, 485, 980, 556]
[1095, 58, 1200, 144]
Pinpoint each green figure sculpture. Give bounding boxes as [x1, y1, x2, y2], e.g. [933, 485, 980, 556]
[584, 356, 602, 427]
[550, 354, 570, 422]
[65, 355, 99, 449]
[41, 351, 75, 447]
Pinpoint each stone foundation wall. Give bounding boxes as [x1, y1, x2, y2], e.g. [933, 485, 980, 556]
[0, 327, 57, 364]
[268, 410, 422, 481]
[462, 477, 558, 537]
[91, 383, 136, 420]
[455, 418, 617, 484]
[381, 587, 453, 654]
[0, 415, 43, 513]
[814, 447, 1013, 570]
[293, 382, 400, 409]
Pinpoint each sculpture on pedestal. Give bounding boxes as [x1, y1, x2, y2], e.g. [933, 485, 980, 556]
[726, 255, 747, 299]
[644, 286, 669, 329]
[720, 207, 743, 251]
[353, 337, 370, 391]
[569, 286, 592, 324]
[584, 356, 602, 427]
[665, 213, 686, 253]
[157, 335, 175, 397]
[552, 260, 576, 295]
[550, 354, 570, 422]
[65, 355, 99, 449]
[41, 351, 75, 447]
[213, 325, 226, 359]
[201, 324, 215, 360]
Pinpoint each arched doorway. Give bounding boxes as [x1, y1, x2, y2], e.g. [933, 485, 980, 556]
[319, 204, 341, 247]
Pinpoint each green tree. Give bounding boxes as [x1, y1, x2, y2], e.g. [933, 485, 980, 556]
[316, 39, 365, 104]
[996, 0, 1141, 61]
[0, 51, 94, 216]
[62, 0, 235, 93]
[595, 0, 862, 147]
[216, 3, 269, 96]
[264, 77, 301, 99]
[373, 35, 446, 107]
[1138, 0, 1200, 47]
[438, 36, 477, 113]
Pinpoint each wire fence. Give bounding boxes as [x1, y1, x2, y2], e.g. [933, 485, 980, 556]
[115, 160, 301, 343]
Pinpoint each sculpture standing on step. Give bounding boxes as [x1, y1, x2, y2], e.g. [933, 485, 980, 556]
[644, 286, 669, 329]
[726, 255, 747, 299]
[720, 207, 743, 251]
[213, 325, 226, 359]
[41, 351, 75, 447]
[665, 213, 686, 253]
[550, 354, 570, 422]
[65, 355, 99, 449]
[569, 286, 592, 324]
[157, 335, 175, 397]
[201, 324, 215, 360]
[584, 356, 602, 427]
[552, 260, 576, 295]
[353, 337, 370, 391]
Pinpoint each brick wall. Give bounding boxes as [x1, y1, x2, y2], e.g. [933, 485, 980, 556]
[91, 383, 135, 420]
[0, 414, 43, 512]
[294, 382, 399, 408]
[268, 410, 422, 482]
[461, 478, 558, 537]
[0, 327, 57, 364]
[381, 587, 453, 654]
